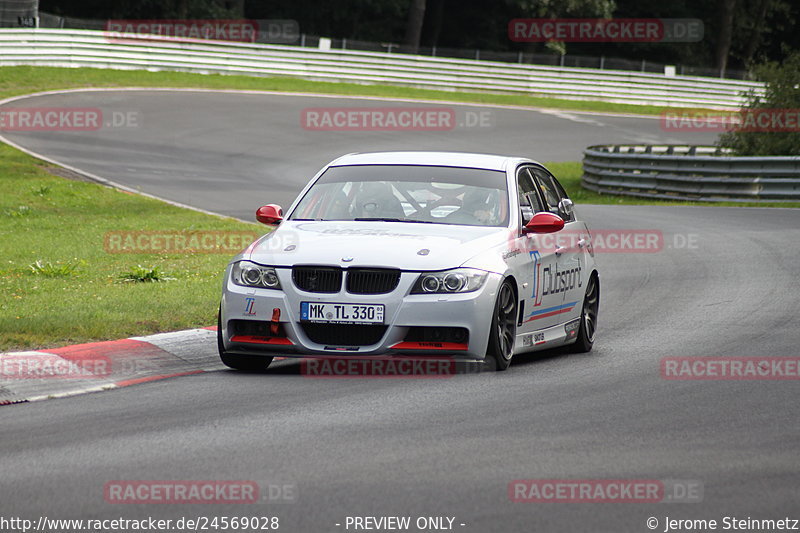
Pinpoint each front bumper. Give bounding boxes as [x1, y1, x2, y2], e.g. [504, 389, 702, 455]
[219, 265, 501, 361]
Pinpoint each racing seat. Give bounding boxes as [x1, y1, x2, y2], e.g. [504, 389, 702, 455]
[356, 182, 406, 219]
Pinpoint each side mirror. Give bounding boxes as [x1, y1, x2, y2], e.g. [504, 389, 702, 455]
[558, 198, 574, 220]
[256, 204, 283, 225]
[523, 212, 564, 234]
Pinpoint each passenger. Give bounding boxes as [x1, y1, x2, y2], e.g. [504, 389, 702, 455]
[446, 187, 499, 225]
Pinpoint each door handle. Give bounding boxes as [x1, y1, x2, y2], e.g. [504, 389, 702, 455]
[555, 246, 566, 257]
[577, 239, 587, 248]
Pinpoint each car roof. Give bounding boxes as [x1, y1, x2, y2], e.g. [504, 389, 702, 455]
[328, 151, 541, 172]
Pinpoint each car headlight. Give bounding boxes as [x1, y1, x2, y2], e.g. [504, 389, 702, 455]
[410, 268, 488, 294]
[231, 261, 281, 290]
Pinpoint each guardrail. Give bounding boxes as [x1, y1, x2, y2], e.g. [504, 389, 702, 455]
[582, 145, 800, 202]
[0, 29, 764, 109]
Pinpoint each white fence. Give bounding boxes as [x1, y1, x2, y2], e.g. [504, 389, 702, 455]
[0, 29, 764, 109]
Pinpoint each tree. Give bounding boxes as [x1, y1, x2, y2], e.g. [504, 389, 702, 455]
[403, 0, 426, 53]
[715, 0, 736, 77]
[718, 52, 800, 155]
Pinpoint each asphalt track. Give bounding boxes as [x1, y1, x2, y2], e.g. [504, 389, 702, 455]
[2, 90, 800, 532]
[0, 89, 719, 219]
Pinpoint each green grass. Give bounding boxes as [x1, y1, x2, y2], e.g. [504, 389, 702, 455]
[0, 143, 260, 351]
[0, 65, 693, 116]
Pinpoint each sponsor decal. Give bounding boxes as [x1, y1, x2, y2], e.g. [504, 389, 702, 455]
[522, 335, 533, 347]
[244, 297, 256, 316]
[304, 226, 431, 240]
[527, 250, 582, 319]
[542, 264, 582, 297]
[529, 250, 542, 307]
[525, 301, 579, 323]
[564, 318, 581, 340]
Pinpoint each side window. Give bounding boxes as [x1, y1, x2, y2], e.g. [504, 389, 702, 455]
[532, 167, 574, 222]
[516, 167, 544, 224]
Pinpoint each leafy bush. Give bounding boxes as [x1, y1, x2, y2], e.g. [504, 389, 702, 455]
[119, 265, 175, 283]
[3, 206, 31, 217]
[718, 52, 800, 156]
[29, 260, 78, 277]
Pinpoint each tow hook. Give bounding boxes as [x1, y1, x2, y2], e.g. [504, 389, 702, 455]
[270, 308, 281, 336]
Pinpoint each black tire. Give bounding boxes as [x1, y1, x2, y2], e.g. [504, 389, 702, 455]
[486, 279, 518, 371]
[570, 273, 599, 353]
[217, 307, 274, 372]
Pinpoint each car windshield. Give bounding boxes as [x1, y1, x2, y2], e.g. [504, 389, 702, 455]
[289, 164, 509, 227]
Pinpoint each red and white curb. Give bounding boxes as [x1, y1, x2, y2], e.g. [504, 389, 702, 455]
[0, 327, 222, 405]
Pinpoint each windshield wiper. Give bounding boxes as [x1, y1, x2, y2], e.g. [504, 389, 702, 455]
[353, 217, 438, 224]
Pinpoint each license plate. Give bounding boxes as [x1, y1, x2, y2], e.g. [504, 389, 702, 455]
[300, 302, 385, 324]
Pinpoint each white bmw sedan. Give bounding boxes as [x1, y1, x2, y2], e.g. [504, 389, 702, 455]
[218, 151, 599, 371]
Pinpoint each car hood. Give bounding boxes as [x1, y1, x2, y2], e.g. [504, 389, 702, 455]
[245, 221, 508, 271]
